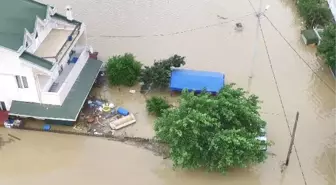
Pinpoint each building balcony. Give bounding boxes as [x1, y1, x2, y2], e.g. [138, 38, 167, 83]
[39, 47, 90, 105]
[33, 24, 82, 64]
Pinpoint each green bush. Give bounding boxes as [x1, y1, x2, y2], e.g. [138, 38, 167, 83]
[106, 53, 142, 86]
[140, 55, 186, 89]
[317, 24, 336, 70]
[297, 0, 333, 28]
[154, 84, 269, 173]
[146, 96, 170, 116]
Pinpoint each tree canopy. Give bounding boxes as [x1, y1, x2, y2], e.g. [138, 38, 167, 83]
[317, 24, 336, 71]
[106, 53, 142, 86]
[140, 55, 186, 89]
[154, 84, 268, 173]
[297, 0, 333, 28]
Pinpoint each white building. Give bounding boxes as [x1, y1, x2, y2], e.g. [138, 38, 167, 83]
[0, 0, 102, 125]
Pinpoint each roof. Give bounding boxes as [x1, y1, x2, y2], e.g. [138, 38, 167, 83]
[301, 29, 319, 45]
[170, 69, 225, 93]
[9, 58, 103, 121]
[0, 0, 48, 51]
[20, 51, 54, 70]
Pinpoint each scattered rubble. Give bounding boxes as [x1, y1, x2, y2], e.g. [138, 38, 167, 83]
[74, 95, 137, 135]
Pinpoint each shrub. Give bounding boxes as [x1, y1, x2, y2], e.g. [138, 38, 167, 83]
[297, 0, 333, 28]
[146, 96, 170, 116]
[106, 53, 142, 86]
[318, 24, 336, 71]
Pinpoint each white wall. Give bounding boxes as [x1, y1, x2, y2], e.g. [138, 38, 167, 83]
[0, 47, 41, 109]
[0, 74, 18, 110]
[0, 47, 22, 75]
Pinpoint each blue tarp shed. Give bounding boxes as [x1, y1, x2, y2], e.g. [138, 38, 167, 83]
[170, 69, 225, 93]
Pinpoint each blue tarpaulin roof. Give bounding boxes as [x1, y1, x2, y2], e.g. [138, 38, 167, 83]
[170, 69, 225, 93]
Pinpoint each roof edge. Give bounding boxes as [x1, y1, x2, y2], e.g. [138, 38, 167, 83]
[20, 51, 54, 71]
[52, 13, 82, 25]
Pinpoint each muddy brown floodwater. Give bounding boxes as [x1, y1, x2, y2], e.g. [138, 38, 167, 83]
[0, 0, 335, 185]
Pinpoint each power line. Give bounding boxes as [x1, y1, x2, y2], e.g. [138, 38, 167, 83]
[259, 17, 308, 185]
[263, 15, 335, 94]
[87, 12, 255, 39]
[265, 15, 336, 184]
[246, 0, 308, 183]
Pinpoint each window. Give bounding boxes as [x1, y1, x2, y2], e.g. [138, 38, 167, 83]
[35, 32, 38, 39]
[15, 76, 23, 88]
[15, 75, 28, 88]
[0, 101, 6, 111]
[22, 76, 28, 88]
[26, 42, 29, 48]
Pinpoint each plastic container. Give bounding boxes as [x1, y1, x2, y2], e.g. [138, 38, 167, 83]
[43, 124, 51, 131]
[71, 57, 78, 63]
[117, 107, 129, 116]
[68, 35, 73, 41]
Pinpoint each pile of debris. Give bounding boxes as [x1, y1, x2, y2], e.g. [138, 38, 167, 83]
[75, 97, 136, 135]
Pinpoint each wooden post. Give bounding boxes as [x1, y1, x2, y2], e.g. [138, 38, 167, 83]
[285, 111, 300, 166]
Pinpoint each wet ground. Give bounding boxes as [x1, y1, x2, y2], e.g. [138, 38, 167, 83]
[0, 0, 335, 184]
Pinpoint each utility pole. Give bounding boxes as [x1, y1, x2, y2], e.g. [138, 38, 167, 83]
[248, 0, 263, 80]
[248, 0, 270, 91]
[285, 111, 300, 166]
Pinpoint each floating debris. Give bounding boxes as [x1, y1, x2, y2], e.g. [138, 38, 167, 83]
[235, 22, 243, 31]
[217, 15, 227, 20]
[8, 134, 21, 141]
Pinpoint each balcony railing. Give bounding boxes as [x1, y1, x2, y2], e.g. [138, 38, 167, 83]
[40, 48, 89, 105]
[41, 91, 61, 105]
[55, 24, 81, 62]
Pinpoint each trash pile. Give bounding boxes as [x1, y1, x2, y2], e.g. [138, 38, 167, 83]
[75, 97, 136, 135]
[4, 119, 22, 129]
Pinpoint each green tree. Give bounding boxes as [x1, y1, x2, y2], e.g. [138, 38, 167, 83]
[106, 53, 142, 86]
[140, 55, 186, 89]
[146, 96, 170, 116]
[297, 0, 333, 28]
[318, 24, 336, 71]
[154, 84, 268, 173]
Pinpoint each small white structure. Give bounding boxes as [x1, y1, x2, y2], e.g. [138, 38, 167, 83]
[0, 0, 102, 124]
[65, 5, 74, 21]
[328, 0, 336, 21]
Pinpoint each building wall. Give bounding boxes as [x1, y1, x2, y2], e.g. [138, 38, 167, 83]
[0, 47, 40, 110]
[27, 22, 53, 53]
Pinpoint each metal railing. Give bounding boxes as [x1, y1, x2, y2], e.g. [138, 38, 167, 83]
[53, 24, 81, 63]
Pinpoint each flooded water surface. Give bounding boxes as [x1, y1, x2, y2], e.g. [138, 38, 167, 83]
[0, 0, 335, 185]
